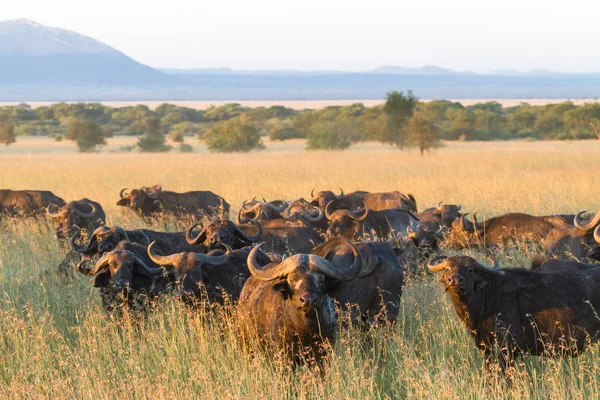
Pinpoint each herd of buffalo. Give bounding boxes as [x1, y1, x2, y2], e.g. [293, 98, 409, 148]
[2, 185, 600, 372]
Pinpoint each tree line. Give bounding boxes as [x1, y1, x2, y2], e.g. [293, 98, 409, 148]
[1, 93, 600, 153]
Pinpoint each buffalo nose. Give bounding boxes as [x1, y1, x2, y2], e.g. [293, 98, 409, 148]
[446, 275, 464, 286]
[299, 294, 317, 310]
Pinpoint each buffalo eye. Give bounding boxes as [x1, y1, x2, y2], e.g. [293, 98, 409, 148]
[467, 268, 474, 274]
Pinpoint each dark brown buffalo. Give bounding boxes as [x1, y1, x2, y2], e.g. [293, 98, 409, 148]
[417, 202, 463, 231]
[531, 256, 600, 272]
[310, 189, 417, 213]
[325, 201, 420, 241]
[428, 255, 600, 371]
[117, 184, 229, 220]
[237, 242, 362, 364]
[310, 237, 403, 326]
[77, 246, 169, 314]
[47, 198, 105, 240]
[282, 200, 326, 231]
[71, 225, 202, 263]
[542, 211, 600, 260]
[185, 220, 262, 251]
[237, 211, 323, 255]
[0, 189, 65, 217]
[236, 198, 288, 222]
[148, 242, 271, 304]
[449, 213, 569, 248]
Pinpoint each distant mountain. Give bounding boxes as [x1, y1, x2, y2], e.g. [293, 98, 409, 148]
[369, 65, 464, 75]
[0, 19, 175, 85]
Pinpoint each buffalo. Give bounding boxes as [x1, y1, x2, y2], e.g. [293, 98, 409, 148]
[117, 184, 229, 221]
[47, 198, 105, 240]
[325, 201, 420, 241]
[418, 202, 462, 231]
[310, 189, 417, 213]
[542, 210, 600, 260]
[148, 242, 271, 304]
[0, 189, 65, 217]
[449, 213, 569, 248]
[237, 242, 362, 364]
[236, 198, 288, 222]
[428, 255, 600, 371]
[310, 237, 404, 326]
[185, 220, 262, 251]
[77, 247, 169, 314]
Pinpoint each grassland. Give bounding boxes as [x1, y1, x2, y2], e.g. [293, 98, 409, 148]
[0, 137, 599, 399]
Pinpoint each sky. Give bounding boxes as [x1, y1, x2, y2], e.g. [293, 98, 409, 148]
[3, 0, 599, 72]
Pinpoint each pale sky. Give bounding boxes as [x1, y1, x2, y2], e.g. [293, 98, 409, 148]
[3, 0, 599, 72]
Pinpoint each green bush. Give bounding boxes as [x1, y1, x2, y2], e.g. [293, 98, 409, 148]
[53, 134, 63, 142]
[306, 121, 352, 150]
[204, 118, 264, 153]
[169, 131, 185, 143]
[178, 143, 194, 153]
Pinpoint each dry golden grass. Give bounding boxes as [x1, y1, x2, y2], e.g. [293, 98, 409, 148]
[1, 137, 600, 398]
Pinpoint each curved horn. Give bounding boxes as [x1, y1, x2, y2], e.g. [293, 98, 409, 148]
[311, 189, 315, 198]
[456, 204, 462, 211]
[472, 213, 479, 226]
[234, 219, 262, 242]
[78, 252, 112, 276]
[113, 226, 130, 241]
[267, 201, 288, 213]
[458, 214, 472, 232]
[485, 256, 500, 270]
[46, 203, 61, 217]
[309, 240, 363, 281]
[336, 188, 345, 199]
[192, 244, 232, 265]
[302, 206, 324, 223]
[247, 243, 299, 281]
[595, 225, 600, 245]
[119, 188, 128, 199]
[351, 202, 369, 221]
[147, 241, 182, 269]
[70, 226, 105, 252]
[427, 256, 449, 272]
[574, 211, 600, 231]
[131, 252, 165, 276]
[236, 208, 248, 225]
[436, 201, 443, 211]
[74, 202, 97, 218]
[325, 200, 336, 220]
[185, 223, 207, 245]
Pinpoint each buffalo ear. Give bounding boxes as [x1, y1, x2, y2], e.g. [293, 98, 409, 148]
[93, 271, 111, 287]
[152, 184, 163, 192]
[116, 198, 129, 207]
[393, 247, 404, 258]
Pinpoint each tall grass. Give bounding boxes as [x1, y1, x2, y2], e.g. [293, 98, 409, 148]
[1, 139, 599, 398]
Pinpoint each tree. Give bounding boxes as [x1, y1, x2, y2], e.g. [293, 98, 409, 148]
[306, 121, 353, 150]
[381, 90, 418, 147]
[0, 120, 16, 146]
[65, 119, 106, 152]
[169, 131, 185, 143]
[204, 117, 264, 153]
[564, 104, 600, 139]
[404, 111, 442, 155]
[137, 117, 171, 152]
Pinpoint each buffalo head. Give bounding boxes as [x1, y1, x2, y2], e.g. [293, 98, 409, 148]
[310, 188, 344, 210]
[148, 241, 233, 301]
[185, 220, 262, 250]
[47, 199, 103, 239]
[116, 184, 162, 213]
[325, 200, 368, 239]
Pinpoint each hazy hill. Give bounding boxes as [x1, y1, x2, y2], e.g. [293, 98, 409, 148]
[0, 19, 174, 85]
[2, 19, 600, 101]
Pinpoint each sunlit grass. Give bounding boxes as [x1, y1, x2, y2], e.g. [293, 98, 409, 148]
[0, 138, 599, 398]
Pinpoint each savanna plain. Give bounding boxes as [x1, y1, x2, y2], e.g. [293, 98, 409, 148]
[0, 137, 599, 399]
